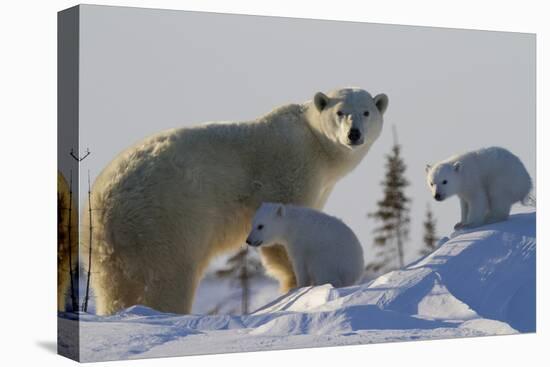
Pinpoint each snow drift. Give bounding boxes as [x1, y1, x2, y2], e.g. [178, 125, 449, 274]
[58, 212, 535, 362]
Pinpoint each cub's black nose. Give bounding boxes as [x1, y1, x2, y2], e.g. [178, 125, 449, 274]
[348, 128, 361, 142]
[434, 193, 442, 201]
[245, 238, 251, 245]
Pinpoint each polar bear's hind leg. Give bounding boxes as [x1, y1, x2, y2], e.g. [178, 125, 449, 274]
[486, 191, 513, 224]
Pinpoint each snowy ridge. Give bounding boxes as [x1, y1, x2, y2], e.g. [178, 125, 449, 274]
[59, 212, 535, 362]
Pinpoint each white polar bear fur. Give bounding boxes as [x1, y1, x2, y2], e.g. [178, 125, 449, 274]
[58, 171, 77, 311]
[81, 87, 388, 315]
[246, 203, 364, 288]
[426, 147, 532, 229]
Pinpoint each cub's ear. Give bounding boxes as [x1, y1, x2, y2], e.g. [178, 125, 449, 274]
[425, 164, 431, 173]
[314, 92, 330, 112]
[453, 162, 461, 172]
[276, 204, 285, 217]
[374, 93, 389, 115]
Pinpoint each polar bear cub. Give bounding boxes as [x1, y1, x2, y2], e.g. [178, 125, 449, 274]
[426, 147, 532, 229]
[246, 203, 364, 288]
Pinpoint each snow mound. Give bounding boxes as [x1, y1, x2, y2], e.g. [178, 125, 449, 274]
[249, 304, 457, 336]
[59, 212, 535, 362]
[252, 211, 535, 333]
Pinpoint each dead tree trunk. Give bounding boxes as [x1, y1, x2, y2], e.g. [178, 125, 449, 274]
[240, 248, 249, 314]
[67, 170, 78, 311]
[82, 170, 93, 312]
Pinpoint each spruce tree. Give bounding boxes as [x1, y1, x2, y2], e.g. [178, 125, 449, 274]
[420, 204, 439, 256]
[366, 127, 411, 275]
[215, 247, 263, 314]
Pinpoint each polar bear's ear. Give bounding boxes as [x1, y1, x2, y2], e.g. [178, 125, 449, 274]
[425, 164, 431, 173]
[276, 204, 285, 217]
[453, 162, 461, 172]
[314, 92, 329, 112]
[374, 94, 389, 115]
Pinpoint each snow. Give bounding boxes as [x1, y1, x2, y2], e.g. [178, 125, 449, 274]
[58, 211, 535, 362]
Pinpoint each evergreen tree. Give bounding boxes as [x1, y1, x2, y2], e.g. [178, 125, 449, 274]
[420, 204, 439, 256]
[215, 247, 263, 314]
[366, 127, 411, 275]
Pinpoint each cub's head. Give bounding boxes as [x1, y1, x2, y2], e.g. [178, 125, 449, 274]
[313, 88, 388, 150]
[245, 203, 286, 248]
[425, 162, 462, 201]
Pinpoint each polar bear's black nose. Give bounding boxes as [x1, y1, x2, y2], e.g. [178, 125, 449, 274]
[245, 238, 252, 245]
[348, 128, 361, 142]
[434, 193, 442, 201]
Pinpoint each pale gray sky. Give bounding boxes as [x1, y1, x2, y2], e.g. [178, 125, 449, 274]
[75, 5, 535, 266]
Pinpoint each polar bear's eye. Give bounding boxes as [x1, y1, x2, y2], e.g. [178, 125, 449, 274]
[363, 110, 370, 117]
[336, 110, 344, 117]
[442, 180, 448, 185]
[257, 224, 264, 230]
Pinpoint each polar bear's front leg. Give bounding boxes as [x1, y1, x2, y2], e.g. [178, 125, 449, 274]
[293, 259, 311, 288]
[260, 245, 297, 293]
[464, 192, 489, 228]
[454, 198, 469, 230]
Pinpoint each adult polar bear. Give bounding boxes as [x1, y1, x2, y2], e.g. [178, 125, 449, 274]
[82, 88, 388, 315]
